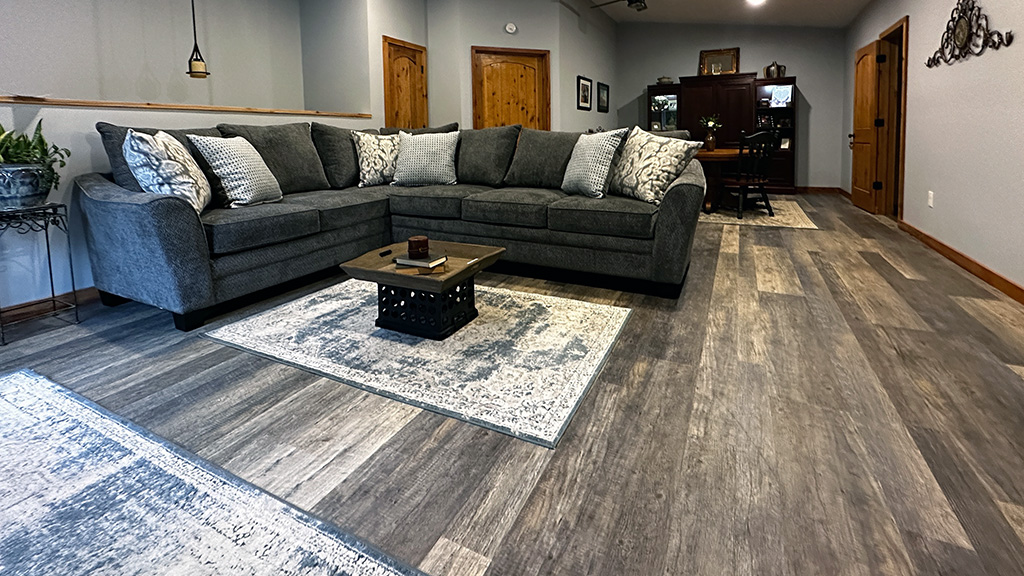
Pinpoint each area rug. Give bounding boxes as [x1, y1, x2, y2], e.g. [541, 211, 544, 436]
[699, 199, 818, 229]
[0, 369, 422, 576]
[204, 281, 632, 448]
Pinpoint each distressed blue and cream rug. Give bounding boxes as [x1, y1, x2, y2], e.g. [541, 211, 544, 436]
[205, 281, 631, 448]
[0, 370, 422, 576]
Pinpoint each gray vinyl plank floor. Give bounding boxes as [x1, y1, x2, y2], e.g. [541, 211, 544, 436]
[3, 193, 1024, 575]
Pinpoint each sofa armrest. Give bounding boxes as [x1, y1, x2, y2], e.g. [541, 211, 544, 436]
[651, 159, 706, 284]
[74, 173, 215, 314]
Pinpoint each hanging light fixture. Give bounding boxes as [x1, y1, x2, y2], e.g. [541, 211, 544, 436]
[186, 0, 210, 78]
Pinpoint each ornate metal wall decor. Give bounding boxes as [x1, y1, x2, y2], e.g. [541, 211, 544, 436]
[927, 0, 1013, 67]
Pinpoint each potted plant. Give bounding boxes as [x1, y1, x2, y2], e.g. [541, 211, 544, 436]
[0, 120, 71, 209]
[699, 115, 723, 152]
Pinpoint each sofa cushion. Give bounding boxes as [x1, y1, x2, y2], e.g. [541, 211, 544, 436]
[462, 188, 567, 228]
[548, 195, 659, 240]
[200, 203, 320, 255]
[216, 123, 330, 194]
[388, 184, 492, 219]
[503, 129, 581, 189]
[122, 130, 212, 214]
[188, 135, 284, 208]
[561, 128, 629, 199]
[352, 132, 401, 187]
[609, 127, 702, 205]
[281, 188, 389, 231]
[96, 122, 223, 196]
[379, 122, 459, 135]
[457, 125, 521, 187]
[392, 131, 460, 186]
[310, 123, 379, 189]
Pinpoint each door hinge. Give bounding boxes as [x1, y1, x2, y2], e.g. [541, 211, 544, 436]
[872, 181, 883, 190]
[876, 54, 887, 64]
[875, 118, 885, 127]
[421, 65, 425, 73]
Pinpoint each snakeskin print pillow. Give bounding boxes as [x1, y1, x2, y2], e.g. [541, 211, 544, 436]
[187, 135, 283, 208]
[609, 127, 703, 205]
[122, 130, 212, 214]
[392, 131, 460, 187]
[561, 128, 629, 198]
[352, 132, 401, 187]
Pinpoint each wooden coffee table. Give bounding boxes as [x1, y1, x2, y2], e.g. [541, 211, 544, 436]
[340, 241, 505, 340]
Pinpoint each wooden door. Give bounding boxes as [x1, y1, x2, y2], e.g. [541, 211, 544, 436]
[679, 83, 715, 140]
[851, 42, 882, 213]
[383, 36, 428, 130]
[714, 79, 755, 146]
[471, 47, 551, 130]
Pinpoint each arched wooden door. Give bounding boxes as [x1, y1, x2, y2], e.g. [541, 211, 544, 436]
[383, 36, 428, 130]
[471, 47, 551, 130]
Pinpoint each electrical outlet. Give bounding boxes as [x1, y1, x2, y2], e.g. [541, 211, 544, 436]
[928, 190, 934, 208]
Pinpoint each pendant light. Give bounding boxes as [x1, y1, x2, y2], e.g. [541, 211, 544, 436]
[186, 0, 210, 78]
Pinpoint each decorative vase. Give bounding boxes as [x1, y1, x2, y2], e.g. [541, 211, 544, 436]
[765, 61, 780, 79]
[0, 164, 51, 209]
[704, 131, 717, 152]
[778, 64, 787, 77]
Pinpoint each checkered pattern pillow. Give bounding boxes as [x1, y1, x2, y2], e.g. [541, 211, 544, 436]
[561, 128, 629, 198]
[122, 130, 212, 214]
[392, 131, 460, 187]
[187, 135, 283, 208]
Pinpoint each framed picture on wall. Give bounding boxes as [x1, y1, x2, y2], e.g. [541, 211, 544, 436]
[597, 82, 609, 113]
[577, 76, 593, 111]
[699, 47, 740, 75]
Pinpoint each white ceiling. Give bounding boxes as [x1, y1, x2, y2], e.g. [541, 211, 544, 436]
[594, 0, 875, 29]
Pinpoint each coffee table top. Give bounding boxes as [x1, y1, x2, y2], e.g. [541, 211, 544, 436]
[341, 240, 505, 292]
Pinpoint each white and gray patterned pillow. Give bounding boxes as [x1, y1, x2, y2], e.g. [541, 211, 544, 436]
[561, 128, 629, 198]
[352, 132, 400, 187]
[122, 130, 211, 214]
[609, 127, 703, 205]
[187, 135, 283, 208]
[392, 131, 459, 186]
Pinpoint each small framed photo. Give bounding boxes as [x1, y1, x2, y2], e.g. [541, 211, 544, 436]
[699, 47, 740, 76]
[780, 138, 791, 150]
[597, 82, 609, 113]
[577, 76, 593, 111]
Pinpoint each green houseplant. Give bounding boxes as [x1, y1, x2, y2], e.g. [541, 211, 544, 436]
[0, 120, 71, 209]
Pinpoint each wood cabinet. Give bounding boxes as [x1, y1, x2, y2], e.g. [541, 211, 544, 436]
[645, 74, 797, 191]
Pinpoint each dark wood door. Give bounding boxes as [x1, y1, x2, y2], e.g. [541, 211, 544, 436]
[471, 47, 551, 130]
[678, 83, 715, 140]
[714, 80, 754, 146]
[852, 42, 881, 213]
[679, 74, 755, 146]
[383, 36, 428, 130]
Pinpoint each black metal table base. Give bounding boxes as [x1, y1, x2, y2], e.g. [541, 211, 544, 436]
[375, 278, 477, 340]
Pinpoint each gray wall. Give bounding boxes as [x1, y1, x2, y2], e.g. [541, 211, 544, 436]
[300, 0, 371, 113]
[0, 0, 306, 110]
[367, 0, 429, 124]
[615, 22, 847, 188]
[559, 0, 619, 131]
[844, 0, 1024, 286]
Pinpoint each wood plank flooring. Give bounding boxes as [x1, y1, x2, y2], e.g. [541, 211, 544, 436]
[4, 193, 1024, 575]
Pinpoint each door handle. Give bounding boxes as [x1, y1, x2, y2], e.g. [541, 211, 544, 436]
[848, 133, 855, 150]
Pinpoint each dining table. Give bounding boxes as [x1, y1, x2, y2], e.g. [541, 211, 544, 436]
[694, 148, 740, 213]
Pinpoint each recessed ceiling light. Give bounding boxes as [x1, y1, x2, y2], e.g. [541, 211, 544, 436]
[747, 0, 767, 6]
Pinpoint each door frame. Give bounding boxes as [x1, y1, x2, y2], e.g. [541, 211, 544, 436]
[879, 16, 909, 220]
[382, 35, 428, 129]
[471, 46, 551, 130]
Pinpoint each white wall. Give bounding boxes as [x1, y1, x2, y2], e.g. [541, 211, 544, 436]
[0, 0, 306, 110]
[615, 22, 847, 188]
[558, 0, 619, 131]
[844, 0, 1024, 286]
[300, 0, 371, 113]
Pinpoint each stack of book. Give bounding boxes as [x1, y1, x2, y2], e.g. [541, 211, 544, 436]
[394, 252, 448, 275]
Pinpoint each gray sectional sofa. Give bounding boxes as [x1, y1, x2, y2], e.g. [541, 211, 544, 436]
[75, 121, 706, 330]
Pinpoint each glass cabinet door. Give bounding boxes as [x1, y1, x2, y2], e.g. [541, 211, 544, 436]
[649, 93, 678, 131]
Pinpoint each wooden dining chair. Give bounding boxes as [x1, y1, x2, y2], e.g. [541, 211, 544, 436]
[721, 130, 779, 219]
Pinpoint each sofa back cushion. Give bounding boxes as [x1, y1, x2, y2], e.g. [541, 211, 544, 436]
[457, 125, 521, 187]
[310, 123, 379, 189]
[503, 129, 581, 190]
[379, 122, 459, 136]
[216, 123, 329, 194]
[96, 122, 222, 195]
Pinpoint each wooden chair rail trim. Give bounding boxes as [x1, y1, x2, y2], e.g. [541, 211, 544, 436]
[0, 96, 372, 119]
[899, 220, 1024, 307]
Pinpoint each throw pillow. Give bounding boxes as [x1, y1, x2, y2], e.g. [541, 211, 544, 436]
[392, 131, 460, 186]
[561, 128, 629, 198]
[379, 122, 459, 136]
[503, 129, 582, 189]
[96, 122, 223, 196]
[216, 123, 329, 194]
[187, 135, 283, 208]
[457, 125, 521, 187]
[122, 130, 212, 214]
[352, 132, 401, 187]
[609, 127, 703, 205]
[310, 123, 379, 189]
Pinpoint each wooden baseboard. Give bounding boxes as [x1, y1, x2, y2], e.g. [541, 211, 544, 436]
[898, 221, 1024, 306]
[797, 187, 847, 197]
[1, 287, 97, 324]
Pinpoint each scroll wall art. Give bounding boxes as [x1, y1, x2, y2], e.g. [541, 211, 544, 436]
[926, 0, 1013, 68]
